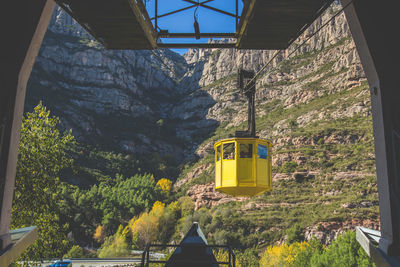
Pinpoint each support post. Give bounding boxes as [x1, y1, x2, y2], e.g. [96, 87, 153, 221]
[0, 0, 55, 250]
[342, 0, 400, 256]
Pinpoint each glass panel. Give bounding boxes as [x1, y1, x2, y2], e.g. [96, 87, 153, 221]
[223, 142, 235, 160]
[216, 145, 221, 161]
[240, 144, 253, 158]
[257, 144, 268, 159]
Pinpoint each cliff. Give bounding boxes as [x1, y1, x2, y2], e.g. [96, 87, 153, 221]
[26, 3, 378, 246]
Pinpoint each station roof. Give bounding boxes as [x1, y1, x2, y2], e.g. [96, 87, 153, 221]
[55, 0, 334, 50]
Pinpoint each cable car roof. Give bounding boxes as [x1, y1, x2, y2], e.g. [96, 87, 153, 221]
[55, 0, 334, 50]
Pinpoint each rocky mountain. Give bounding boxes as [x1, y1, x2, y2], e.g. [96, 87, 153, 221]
[26, 7, 192, 163]
[26, 3, 378, 246]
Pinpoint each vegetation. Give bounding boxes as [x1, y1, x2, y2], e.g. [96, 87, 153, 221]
[12, 103, 74, 262]
[12, 103, 168, 262]
[13, 34, 377, 265]
[260, 231, 374, 267]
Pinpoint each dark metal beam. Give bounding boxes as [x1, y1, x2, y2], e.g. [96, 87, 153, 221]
[158, 32, 236, 38]
[151, 0, 214, 20]
[0, 0, 54, 251]
[342, 0, 400, 259]
[182, 0, 239, 18]
[157, 42, 236, 48]
[155, 0, 157, 31]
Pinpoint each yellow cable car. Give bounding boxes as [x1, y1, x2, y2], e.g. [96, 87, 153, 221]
[214, 138, 272, 197]
[214, 69, 273, 197]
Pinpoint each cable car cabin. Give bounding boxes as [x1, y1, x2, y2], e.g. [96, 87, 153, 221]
[214, 138, 272, 197]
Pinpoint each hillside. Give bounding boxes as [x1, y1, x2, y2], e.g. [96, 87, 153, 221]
[172, 5, 379, 246]
[24, 2, 378, 251]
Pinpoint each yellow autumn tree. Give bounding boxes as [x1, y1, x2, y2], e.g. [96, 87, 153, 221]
[130, 201, 166, 248]
[259, 242, 309, 267]
[97, 225, 130, 258]
[157, 178, 172, 192]
[93, 225, 106, 243]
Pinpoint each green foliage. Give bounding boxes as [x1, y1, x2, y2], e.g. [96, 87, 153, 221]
[236, 248, 260, 267]
[286, 224, 304, 244]
[58, 173, 163, 244]
[64, 143, 144, 186]
[259, 231, 374, 267]
[309, 231, 374, 267]
[64, 245, 84, 259]
[178, 196, 195, 216]
[293, 238, 323, 266]
[281, 161, 298, 174]
[97, 226, 130, 258]
[12, 103, 74, 262]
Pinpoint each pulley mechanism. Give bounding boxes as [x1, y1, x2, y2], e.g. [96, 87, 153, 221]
[235, 69, 257, 138]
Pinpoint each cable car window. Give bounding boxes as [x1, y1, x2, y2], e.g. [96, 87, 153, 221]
[223, 143, 235, 160]
[257, 144, 268, 159]
[240, 144, 253, 158]
[216, 145, 221, 161]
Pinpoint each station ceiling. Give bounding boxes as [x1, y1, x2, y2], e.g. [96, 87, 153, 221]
[55, 0, 334, 50]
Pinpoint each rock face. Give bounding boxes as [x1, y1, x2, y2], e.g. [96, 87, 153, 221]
[26, 3, 378, 245]
[186, 182, 248, 210]
[27, 6, 191, 162]
[304, 219, 380, 246]
[27, 4, 360, 165]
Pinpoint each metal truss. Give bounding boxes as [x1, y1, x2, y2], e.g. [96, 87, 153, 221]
[151, 0, 239, 47]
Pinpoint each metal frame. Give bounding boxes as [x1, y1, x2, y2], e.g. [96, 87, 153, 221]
[236, 69, 256, 138]
[356, 227, 400, 266]
[141, 244, 236, 267]
[0, 226, 38, 266]
[151, 0, 239, 42]
[342, 0, 400, 261]
[0, 0, 54, 253]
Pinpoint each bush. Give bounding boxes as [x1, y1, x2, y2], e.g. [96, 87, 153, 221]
[97, 226, 130, 258]
[64, 245, 84, 259]
[281, 161, 298, 174]
[259, 231, 374, 267]
[236, 248, 260, 267]
[310, 231, 374, 267]
[286, 224, 304, 244]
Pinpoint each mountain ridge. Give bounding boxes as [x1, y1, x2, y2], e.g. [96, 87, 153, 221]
[25, 2, 378, 247]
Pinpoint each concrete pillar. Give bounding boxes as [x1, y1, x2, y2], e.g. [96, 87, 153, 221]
[0, 0, 55, 250]
[342, 0, 400, 256]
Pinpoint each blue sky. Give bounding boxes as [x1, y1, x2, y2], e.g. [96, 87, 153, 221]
[144, 0, 243, 54]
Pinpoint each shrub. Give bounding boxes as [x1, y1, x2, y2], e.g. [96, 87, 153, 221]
[310, 231, 374, 267]
[286, 224, 304, 244]
[64, 245, 84, 259]
[157, 178, 172, 192]
[281, 161, 298, 174]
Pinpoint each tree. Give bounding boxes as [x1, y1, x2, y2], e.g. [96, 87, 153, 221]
[93, 225, 106, 243]
[157, 178, 172, 192]
[12, 103, 74, 262]
[259, 242, 309, 267]
[130, 202, 165, 248]
[98, 225, 130, 258]
[64, 245, 85, 259]
[310, 231, 373, 267]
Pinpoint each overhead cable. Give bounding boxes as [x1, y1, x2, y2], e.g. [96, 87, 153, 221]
[244, 0, 356, 90]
